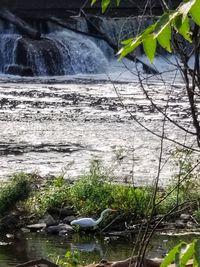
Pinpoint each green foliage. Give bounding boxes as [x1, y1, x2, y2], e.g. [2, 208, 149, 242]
[111, 185, 152, 218]
[193, 210, 200, 223]
[172, 148, 200, 199]
[157, 148, 200, 215]
[0, 173, 32, 217]
[70, 161, 151, 219]
[24, 176, 70, 216]
[54, 250, 80, 267]
[161, 240, 200, 267]
[91, 0, 200, 62]
[69, 161, 114, 215]
[91, 0, 120, 13]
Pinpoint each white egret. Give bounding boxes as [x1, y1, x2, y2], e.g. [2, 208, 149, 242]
[70, 208, 117, 228]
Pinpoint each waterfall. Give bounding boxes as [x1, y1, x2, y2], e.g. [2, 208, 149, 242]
[0, 34, 20, 72]
[0, 16, 152, 77]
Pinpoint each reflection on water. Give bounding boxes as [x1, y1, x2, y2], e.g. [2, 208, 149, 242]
[0, 232, 199, 267]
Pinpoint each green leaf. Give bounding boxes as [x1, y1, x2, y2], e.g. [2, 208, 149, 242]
[190, 0, 200, 26]
[154, 11, 178, 38]
[121, 38, 134, 45]
[160, 242, 187, 267]
[174, 250, 181, 267]
[118, 34, 143, 57]
[91, 0, 96, 5]
[116, 0, 120, 6]
[119, 24, 155, 58]
[101, 0, 111, 12]
[173, 15, 192, 42]
[180, 243, 194, 266]
[157, 23, 172, 52]
[178, 0, 196, 22]
[143, 33, 157, 62]
[194, 239, 200, 266]
[118, 41, 141, 58]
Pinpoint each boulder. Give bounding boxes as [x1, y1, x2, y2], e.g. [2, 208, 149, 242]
[175, 220, 185, 229]
[39, 213, 57, 226]
[26, 223, 46, 231]
[63, 215, 76, 224]
[5, 64, 34, 76]
[59, 229, 69, 236]
[180, 214, 191, 222]
[46, 223, 73, 235]
[186, 221, 196, 229]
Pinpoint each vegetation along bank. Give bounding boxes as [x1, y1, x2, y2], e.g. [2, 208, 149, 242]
[1, 154, 200, 237]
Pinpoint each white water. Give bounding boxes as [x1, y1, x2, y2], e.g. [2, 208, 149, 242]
[0, 56, 199, 186]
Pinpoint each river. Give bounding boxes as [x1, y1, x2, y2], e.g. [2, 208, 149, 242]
[0, 231, 199, 266]
[0, 57, 198, 186]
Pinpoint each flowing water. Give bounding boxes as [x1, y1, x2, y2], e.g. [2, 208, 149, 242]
[0, 61, 198, 185]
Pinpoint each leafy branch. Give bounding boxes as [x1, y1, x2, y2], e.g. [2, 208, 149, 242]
[90, 0, 200, 62]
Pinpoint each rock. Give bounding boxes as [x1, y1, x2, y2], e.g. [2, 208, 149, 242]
[175, 220, 185, 229]
[20, 227, 31, 233]
[26, 223, 46, 231]
[0, 242, 10, 246]
[5, 64, 34, 76]
[186, 221, 196, 229]
[59, 229, 68, 236]
[63, 215, 76, 224]
[180, 214, 191, 222]
[46, 223, 73, 235]
[39, 213, 57, 226]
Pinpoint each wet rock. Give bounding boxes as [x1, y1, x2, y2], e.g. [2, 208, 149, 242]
[5, 64, 34, 77]
[0, 242, 10, 246]
[175, 220, 185, 229]
[26, 223, 46, 231]
[40, 213, 57, 226]
[20, 227, 31, 233]
[186, 221, 196, 229]
[46, 223, 73, 234]
[59, 229, 69, 236]
[63, 215, 76, 224]
[180, 214, 191, 222]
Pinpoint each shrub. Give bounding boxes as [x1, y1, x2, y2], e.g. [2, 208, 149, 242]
[111, 185, 152, 218]
[0, 173, 32, 217]
[24, 176, 70, 216]
[69, 161, 114, 215]
[69, 161, 152, 219]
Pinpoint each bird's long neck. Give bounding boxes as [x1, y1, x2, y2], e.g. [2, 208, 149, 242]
[95, 209, 110, 225]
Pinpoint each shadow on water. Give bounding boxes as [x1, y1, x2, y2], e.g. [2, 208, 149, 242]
[0, 231, 199, 267]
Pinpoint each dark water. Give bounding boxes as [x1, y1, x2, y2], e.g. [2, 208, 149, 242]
[0, 231, 199, 267]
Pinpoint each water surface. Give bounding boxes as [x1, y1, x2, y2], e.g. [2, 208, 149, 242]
[0, 231, 199, 266]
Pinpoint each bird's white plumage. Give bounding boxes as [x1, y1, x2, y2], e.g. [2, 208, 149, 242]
[71, 218, 96, 227]
[70, 208, 115, 228]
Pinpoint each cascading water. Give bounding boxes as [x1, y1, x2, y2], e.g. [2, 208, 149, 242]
[0, 16, 152, 76]
[0, 17, 112, 76]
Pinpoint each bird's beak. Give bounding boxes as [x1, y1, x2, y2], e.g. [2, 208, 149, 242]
[111, 209, 117, 212]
